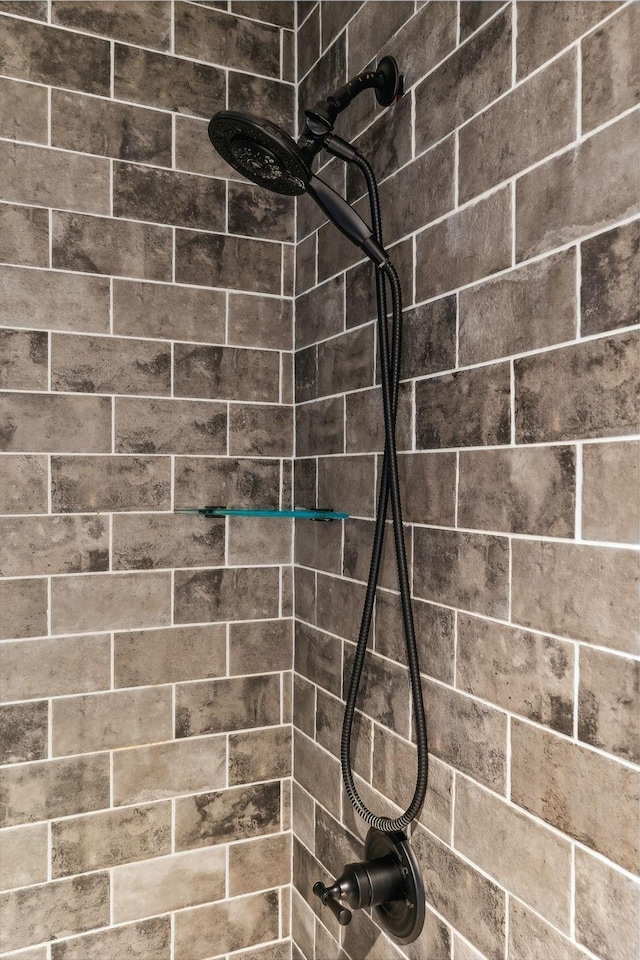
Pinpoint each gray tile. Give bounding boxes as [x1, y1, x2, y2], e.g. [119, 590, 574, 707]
[375, 588, 455, 684]
[347, 0, 413, 73]
[581, 219, 640, 336]
[0, 701, 48, 764]
[509, 899, 588, 960]
[174, 890, 279, 960]
[0, 754, 110, 827]
[294, 621, 343, 698]
[0, 329, 47, 390]
[578, 646, 639, 763]
[115, 398, 227, 455]
[514, 330, 639, 443]
[0, 16, 110, 93]
[175, 1, 280, 75]
[174, 343, 280, 402]
[51, 917, 171, 960]
[176, 674, 280, 737]
[0, 823, 47, 892]
[0, 633, 111, 702]
[0, 76, 47, 144]
[459, 249, 577, 365]
[0, 266, 110, 334]
[174, 456, 280, 510]
[575, 847, 640, 960]
[113, 512, 225, 570]
[51, 456, 171, 512]
[460, 2, 504, 41]
[317, 454, 376, 518]
[175, 230, 282, 294]
[228, 515, 292, 565]
[415, 362, 511, 449]
[228, 293, 292, 350]
[174, 566, 280, 623]
[52, 1, 171, 48]
[175, 782, 281, 850]
[113, 737, 226, 806]
[175, 114, 232, 178]
[298, 3, 319, 79]
[515, 111, 639, 261]
[512, 539, 639, 654]
[345, 382, 412, 454]
[232, 1, 294, 28]
[516, 1, 622, 80]
[320, 0, 360, 49]
[113, 280, 225, 344]
[229, 404, 293, 457]
[0, 393, 112, 453]
[316, 324, 375, 398]
[51, 571, 171, 634]
[296, 276, 344, 349]
[294, 729, 340, 819]
[229, 619, 293, 675]
[343, 643, 411, 738]
[229, 725, 292, 785]
[582, 439, 640, 544]
[228, 71, 295, 130]
[114, 44, 225, 118]
[52, 212, 172, 282]
[52, 687, 173, 756]
[115, 623, 226, 688]
[399, 296, 457, 378]
[0, 515, 109, 576]
[457, 614, 574, 734]
[582, 3, 639, 133]
[0, 202, 48, 268]
[51, 334, 171, 396]
[0, 577, 47, 641]
[229, 182, 295, 242]
[114, 163, 226, 233]
[378, 0, 457, 95]
[0, 139, 110, 216]
[0, 455, 47, 514]
[296, 397, 344, 456]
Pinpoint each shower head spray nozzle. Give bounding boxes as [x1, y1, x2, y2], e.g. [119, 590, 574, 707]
[207, 111, 311, 196]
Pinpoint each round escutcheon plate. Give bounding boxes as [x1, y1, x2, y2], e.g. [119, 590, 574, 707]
[364, 828, 425, 944]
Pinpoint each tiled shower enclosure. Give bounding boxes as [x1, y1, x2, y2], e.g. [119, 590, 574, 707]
[0, 2, 638, 960]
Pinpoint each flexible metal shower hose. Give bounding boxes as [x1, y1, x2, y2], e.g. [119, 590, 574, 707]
[340, 153, 429, 832]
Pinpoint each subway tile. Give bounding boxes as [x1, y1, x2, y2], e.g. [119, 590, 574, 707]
[52, 687, 173, 756]
[315, 687, 370, 781]
[0, 16, 110, 94]
[113, 512, 225, 570]
[115, 623, 226, 688]
[516, 111, 639, 261]
[0, 515, 109, 577]
[175, 2, 280, 75]
[0, 140, 110, 216]
[314, 805, 363, 886]
[582, 3, 640, 133]
[508, 899, 588, 960]
[53, 212, 172, 281]
[0, 634, 110, 702]
[0, 76, 47, 144]
[0, 265, 110, 334]
[175, 781, 281, 850]
[50, 917, 171, 960]
[0, 0, 47, 16]
[424, 679, 507, 791]
[0, 873, 109, 955]
[292, 834, 338, 933]
[514, 330, 639, 443]
[316, 213, 364, 284]
[51, 334, 171, 396]
[0, 754, 110, 827]
[175, 230, 283, 294]
[229, 619, 293, 675]
[176, 674, 280, 737]
[174, 343, 280, 402]
[294, 622, 342, 699]
[294, 232, 316, 294]
[51, 803, 172, 878]
[460, 2, 504, 41]
[229, 725, 292, 786]
[511, 719, 639, 872]
[459, 50, 576, 203]
[459, 249, 577, 365]
[316, 324, 375, 398]
[296, 276, 344, 349]
[114, 45, 226, 118]
[113, 736, 226, 806]
[229, 833, 291, 897]
[114, 162, 226, 232]
[1, 944, 48, 960]
[228, 293, 292, 350]
[51, 456, 171, 512]
[174, 566, 280, 624]
[115, 397, 227, 456]
[233, 1, 294, 29]
[229, 404, 293, 457]
[415, 363, 511, 449]
[316, 572, 367, 644]
[0, 577, 47, 640]
[582, 440, 640, 544]
[297, 3, 319, 79]
[512, 539, 639, 653]
[294, 729, 341, 819]
[112, 847, 225, 923]
[174, 456, 280, 510]
[228, 71, 295, 130]
[455, 776, 571, 929]
[174, 890, 279, 960]
[516, 1, 622, 80]
[575, 847, 640, 960]
[113, 279, 225, 344]
[581, 219, 640, 336]
[372, 725, 453, 842]
[229, 182, 295, 243]
[458, 446, 576, 536]
[0, 329, 47, 390]
[412, 825, 505, 960]
[175, 114, 232, 178]
[375, 588, 456, 685]
[343, 643, 410, 738]
[578, 646, 639, 763]
[0, 392, 111, 453]
[415, 8, 511, 152]
[416, 187, 512, 300]
[0, 823, 47, 892]
[296, 396, 344, 456]
[396, 451, 457, 526]
[52, 1, 171, 49]
[0, 701, 47, 763]
[347, 0, 413, 74]
[400, 296, 457, 378]
[379, 0, 457, 100]
[295, 515, 342, 573]
[228, 516, 292, 565]
[0, 202, 48, 267]
[457, 614, 574, 735]
[345, 382, 412, 454]
[51, 571, 172, 634]
[320, 0, 360, 49]
[317, 454, 376, 518]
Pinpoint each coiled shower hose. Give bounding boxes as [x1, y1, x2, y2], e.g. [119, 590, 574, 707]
[340, 153, 429, 832]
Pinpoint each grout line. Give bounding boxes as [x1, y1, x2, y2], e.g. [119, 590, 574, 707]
[575, 443, 583, 542]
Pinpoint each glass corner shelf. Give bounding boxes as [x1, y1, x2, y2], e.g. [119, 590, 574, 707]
[175, 506, 349, 521]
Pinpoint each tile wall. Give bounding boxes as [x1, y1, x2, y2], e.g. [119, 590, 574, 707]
[292, 3, 639, 959]
[0, 2, 296, 958]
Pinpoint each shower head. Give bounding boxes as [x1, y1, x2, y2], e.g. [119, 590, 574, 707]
[207, 111, 311, 196]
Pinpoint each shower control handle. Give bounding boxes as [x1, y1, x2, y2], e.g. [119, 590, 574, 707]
[313, 882, 352, 925]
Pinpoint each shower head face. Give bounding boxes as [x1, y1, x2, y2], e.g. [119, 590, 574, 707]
[208, 111, 311, 196]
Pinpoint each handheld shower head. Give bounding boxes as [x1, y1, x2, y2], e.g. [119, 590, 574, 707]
[207, 111, 311, 196]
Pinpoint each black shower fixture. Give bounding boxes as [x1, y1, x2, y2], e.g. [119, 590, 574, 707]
[208, 58, 429, 946]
